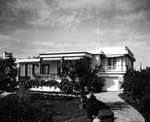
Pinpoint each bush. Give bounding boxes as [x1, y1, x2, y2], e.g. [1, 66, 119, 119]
[59, 77, 73, 93]
[0, 58, 17, 90]
[87, 76, 105, 93]
[0, 94, 53, 122]
[0, 81, 54, 122]
[97, 100, 110, 110]
[123, 67, 150, 96]
[84, 94, 99, 119]
[122, 67, 150, 111]
[0, 78, 11, 90]
[97, 109, 114, 122]
[141, 94, 150, 112]
[84, 94, 111, 120]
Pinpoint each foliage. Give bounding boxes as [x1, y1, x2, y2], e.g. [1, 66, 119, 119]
[141, 94, 150, 112]
[122, 67, 150, 112]
[58, 76, 74, 93]
[60, 57, 105, 107]
[84, 94, 111, 119]
[84, 94, 99, 119]
[31, 74, 59, 89]
[19, 76, 59, 90]
[0, 94, 53, 122]
[97, 109, 114, 122]
[0, 57, 17, 90]
[0, 80, 53, 122]
[17, 57, 105, 109]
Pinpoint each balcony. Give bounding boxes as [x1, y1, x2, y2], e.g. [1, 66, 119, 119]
[31, 74, 61, 81]
[100, 65, 127, 72]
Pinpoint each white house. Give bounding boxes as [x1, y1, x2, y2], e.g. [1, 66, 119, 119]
[16, 46, 135, 91]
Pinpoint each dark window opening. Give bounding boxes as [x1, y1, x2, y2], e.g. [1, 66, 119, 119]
[43, 64, 49, 74]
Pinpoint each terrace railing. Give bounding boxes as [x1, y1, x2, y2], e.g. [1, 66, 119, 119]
[100, 65, 127, 72]
[31, 73, 61, 81]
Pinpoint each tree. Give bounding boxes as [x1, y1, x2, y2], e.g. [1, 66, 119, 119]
[59, 57, 105, 109]
[0, 57, 17, 90]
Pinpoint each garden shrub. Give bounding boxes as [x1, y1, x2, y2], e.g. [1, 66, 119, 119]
[0, 93, 53, 122]
[97, 100, 110, 110]
[141, 94, 150, 112]
[0, 90, 3, 94]
[144, 86, 150, 95]
[9, 80, 19, 90]
[0, 78, 11, 90]
[122, 67, 150, 112]
[84, 94, 99, 119]
[0, 79, 54, 122]
[0, 57, 17, 90]
[58, 77, 73, 93]
[31, 92, 73, 100]
[87, 76, 105, 93]
[97, 109, 114, 122]
[84, 94, 111, 120]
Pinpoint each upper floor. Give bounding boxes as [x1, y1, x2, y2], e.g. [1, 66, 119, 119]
[16, 46, 136, 79]
[90, 46, 135, 73]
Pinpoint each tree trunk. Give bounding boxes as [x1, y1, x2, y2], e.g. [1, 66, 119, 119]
[79, 96, 84, 109]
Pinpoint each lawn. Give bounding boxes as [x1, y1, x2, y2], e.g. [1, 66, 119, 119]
[119, 93, 150, 122]
[0, 92, 92, 122]
[31, 92, 92, 122]
[35, 98, 87, 122]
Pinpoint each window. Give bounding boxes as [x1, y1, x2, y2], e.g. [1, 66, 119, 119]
[112, 58, 116, 69]
[113, 58, 116, 66]
[27, 64, 33, 77]
[43, 64, 49, 74]
[108, 58, 111, 66]
[34, 64, 39, 74]
[20, 65, 25, 77]
[107, 57, 116, 69]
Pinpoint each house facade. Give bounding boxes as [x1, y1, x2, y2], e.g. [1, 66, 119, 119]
[16, 46, 135, 91]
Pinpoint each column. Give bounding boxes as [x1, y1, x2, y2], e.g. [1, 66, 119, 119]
[60, 57, 64, 75]
[32, 64, 35, 75]
[121, 57, 123, 71]
[39, 58, 42, 74]
[17, 63, 20, 81]
[25, 64, 28, 77]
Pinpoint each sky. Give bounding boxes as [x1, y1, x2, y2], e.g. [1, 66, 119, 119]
[0, 0, 150, 70]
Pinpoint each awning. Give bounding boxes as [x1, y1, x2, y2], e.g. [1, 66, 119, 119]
[16, 59, 40, 63]
[42, 57, 81, 61]
[105, 54, 124, 58]
[40, 52, 93, 58]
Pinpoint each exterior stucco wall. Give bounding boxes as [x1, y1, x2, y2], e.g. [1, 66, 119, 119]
[91, 54, 101, 68]
[122, 56, 126, 71]
[42, 61, 58, 74]
[49, 61, 58, 74]
[20, 64, 25, 77]
[116, 57, 122, 71]
[127, 57, 133, 69]
[102, 77, 119, 91]
[101, 56, 105, 66]
[116, 57, 121, 65]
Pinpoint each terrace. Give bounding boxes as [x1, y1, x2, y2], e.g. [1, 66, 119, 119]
[99, 65, 127, 72]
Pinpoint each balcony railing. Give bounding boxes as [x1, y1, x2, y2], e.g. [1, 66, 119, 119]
[100, 65, 127, 72]
[31, 73, 61, 81]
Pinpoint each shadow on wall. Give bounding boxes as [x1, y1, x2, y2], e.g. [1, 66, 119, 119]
[103, 78, 117, 91]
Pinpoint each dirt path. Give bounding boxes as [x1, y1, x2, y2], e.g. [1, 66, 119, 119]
[90, 90, 145, 122]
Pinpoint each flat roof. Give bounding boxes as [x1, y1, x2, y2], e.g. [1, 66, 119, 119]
[39, 51, 93, 58]
[16, 46, 136, 62]
[16, 58, 40, 63]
